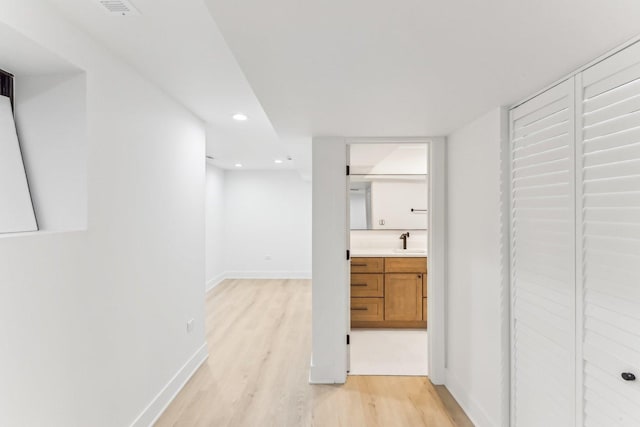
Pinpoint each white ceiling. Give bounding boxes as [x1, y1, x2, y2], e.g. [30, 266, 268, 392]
[350, 144, 427, 175]
[0, 21, 78, 75]
[43, 0, 640, 178]
[45, 0, 305, 172]
[203, 0, 640, 138]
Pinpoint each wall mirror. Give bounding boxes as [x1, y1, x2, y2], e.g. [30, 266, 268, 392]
[349, 143, 428, 230]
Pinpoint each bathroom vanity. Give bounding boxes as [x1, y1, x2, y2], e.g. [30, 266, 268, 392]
[350, 254, 427, 329]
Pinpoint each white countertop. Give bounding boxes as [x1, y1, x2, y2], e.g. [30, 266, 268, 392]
[350, 248, 427, 257]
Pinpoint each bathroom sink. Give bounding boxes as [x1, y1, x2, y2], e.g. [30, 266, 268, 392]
[392, 248, 426, 254]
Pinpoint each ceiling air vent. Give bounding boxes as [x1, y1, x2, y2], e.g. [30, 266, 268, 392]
[95, 0, 140, 16]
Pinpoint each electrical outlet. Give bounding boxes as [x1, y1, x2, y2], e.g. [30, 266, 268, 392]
[186, 318, 194, 333]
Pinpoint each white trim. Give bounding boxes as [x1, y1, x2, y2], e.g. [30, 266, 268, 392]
[206, 272, 226, 293]
[445, 369, 496, 427]
[508, 107, 516, 427]
[573, 73, 585, 427]
[512, 35, 640, 109]
[343, 136, 446, 385]
[427, 136, 446, 384]
[345, 136, 434, 144]
[129, 343, 208, 427]
[225, 271, 311, 280]
[310, 136, 349, 385]
[498, 107, 511, 427]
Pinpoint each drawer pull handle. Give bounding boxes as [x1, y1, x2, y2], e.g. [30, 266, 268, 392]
[352, 283, 368, 287]
[622, 372, 636, 381]
[351, 263, 368, 267]
[352, 307, 368, 311]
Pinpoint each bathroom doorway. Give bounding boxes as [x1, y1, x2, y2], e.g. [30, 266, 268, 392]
[347, 142, 429, 376]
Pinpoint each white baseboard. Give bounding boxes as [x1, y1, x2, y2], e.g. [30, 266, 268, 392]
[206, 272, 227, 293]
[130, 343, 208, 427]
[225, 270, 312, 280]
[445, 369, 496, 427]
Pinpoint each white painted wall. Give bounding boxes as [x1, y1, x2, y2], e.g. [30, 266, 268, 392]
[15, 72, 87, 232]
[223, 170, 311, 278]
[206, 163, 226, 290]
[370, 180, 428, 229]
[350, 229, 427, 252]
[311, 136, 349, 383]
[0, 95, 37, 233]
[445, 108, 508, 427]
[0, 3, 207, 426]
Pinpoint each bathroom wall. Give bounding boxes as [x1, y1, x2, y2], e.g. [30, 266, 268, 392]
[350, 230, 428, 252]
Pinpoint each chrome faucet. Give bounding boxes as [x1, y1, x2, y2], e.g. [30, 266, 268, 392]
[399, 232, 410, 250]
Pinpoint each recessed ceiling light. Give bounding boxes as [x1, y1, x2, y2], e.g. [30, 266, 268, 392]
[274, 159, 283, 164]
[232, 113, 248, 121]
[234, 163, 243, 168]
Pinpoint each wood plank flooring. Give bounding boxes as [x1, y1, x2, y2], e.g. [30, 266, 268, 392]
[155, 279, 473, 427]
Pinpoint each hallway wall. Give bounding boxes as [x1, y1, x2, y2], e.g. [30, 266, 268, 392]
[0, 3, 207, 426]
[445, 107, 509, 427]
[206, 163, 226, 290]
[205, 168, 312, 283]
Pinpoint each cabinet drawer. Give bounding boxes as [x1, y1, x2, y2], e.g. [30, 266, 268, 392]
[351, 257, 384, 273]
[351, 274, 384, 297]
[385, 257, 427, 273]
[351, 297, 384, 322]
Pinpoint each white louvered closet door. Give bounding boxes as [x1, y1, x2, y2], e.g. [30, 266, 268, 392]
[579, 41, 640, 427]
[510, 79, 576, 427]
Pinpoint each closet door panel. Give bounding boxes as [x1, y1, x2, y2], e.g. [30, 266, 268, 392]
[511, 79, 576, 427]
[580, 40, 640, 427]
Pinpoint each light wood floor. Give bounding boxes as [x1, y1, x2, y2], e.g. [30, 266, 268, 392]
[156, 279, 473, 427]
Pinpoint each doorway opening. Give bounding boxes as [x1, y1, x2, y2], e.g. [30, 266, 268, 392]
[347, 142, 429, 376]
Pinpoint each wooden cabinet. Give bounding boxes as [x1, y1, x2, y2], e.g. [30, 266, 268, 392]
[351, 256, 427, 329]
[385, 273, 423, 321]
[351, 273, 383, 297]
[385, 257, 427, 273]
[350, 257, 384, 273]
[350, 297, 384, 322]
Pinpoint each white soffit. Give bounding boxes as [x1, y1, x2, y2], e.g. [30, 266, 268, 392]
[47, 0, 301, 171]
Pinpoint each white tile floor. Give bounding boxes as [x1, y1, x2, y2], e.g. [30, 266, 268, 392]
[349, 329, 428, 376]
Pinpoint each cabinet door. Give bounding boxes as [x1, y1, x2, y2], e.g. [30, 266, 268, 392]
[384, 273, 423, 321]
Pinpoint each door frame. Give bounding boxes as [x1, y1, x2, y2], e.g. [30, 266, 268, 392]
[345, 136, 446, 384]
